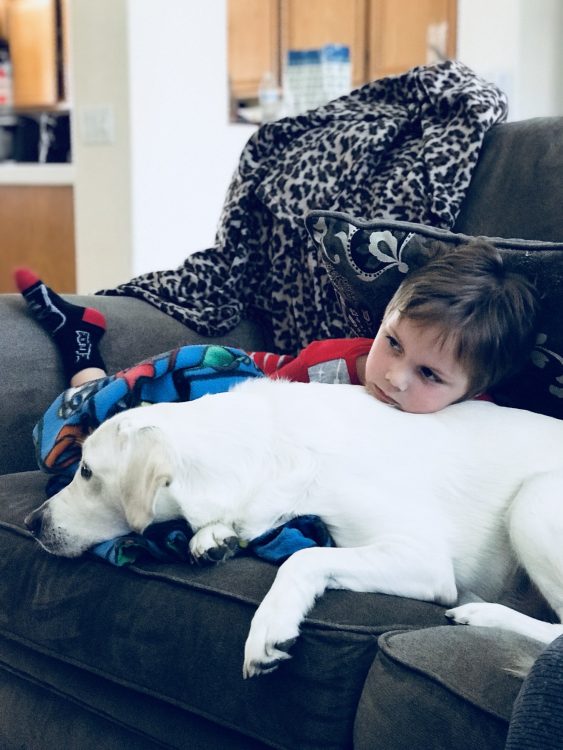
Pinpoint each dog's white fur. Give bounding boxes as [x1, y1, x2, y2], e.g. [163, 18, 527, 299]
[25, 379, 563, 678]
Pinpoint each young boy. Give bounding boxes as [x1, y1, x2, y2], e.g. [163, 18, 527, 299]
[14, 239, 537, 416]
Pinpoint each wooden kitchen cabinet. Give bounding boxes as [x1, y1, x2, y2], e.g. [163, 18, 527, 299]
[282, 0, 367, 89]
[368, 0, 457, 80]
[2, 0, 69, 108]
[0, 0, 74, 293]
[228, 0, 456, 103]
[0, 183, 75, 292]
[228, 0, 280, 101]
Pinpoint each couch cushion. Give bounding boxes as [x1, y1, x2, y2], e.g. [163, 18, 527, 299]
[0, 471, 448, 750]
[0, 635, 269, 750]
[453, 117, 563, 242]
[305, 211, 563, 418]
[354, 627, 546, 750]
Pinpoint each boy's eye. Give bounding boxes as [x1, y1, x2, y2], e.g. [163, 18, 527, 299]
[386, 335, 401, 351]
[419, 366, 442, 383]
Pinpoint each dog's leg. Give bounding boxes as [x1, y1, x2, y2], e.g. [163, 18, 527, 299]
[509, 472, 563, 622]
[189, 522, 239, 563]
[447, 471, 563, 645]
[445, 602, 563, 643]
[243, 540, 456, 678]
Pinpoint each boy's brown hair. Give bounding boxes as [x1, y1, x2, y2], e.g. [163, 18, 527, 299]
[383, 240, 539, 399]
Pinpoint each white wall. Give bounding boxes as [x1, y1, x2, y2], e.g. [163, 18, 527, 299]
[127, 0, 254, 277]
[516, 0, 563, 118]
[70, 0, 133, 293]
[457, 0, 563, 120]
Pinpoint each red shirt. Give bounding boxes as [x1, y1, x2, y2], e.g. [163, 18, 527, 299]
[249, 338, 373, 385]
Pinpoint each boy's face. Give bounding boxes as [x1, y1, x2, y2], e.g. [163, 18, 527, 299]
[362, 311, 470, 414]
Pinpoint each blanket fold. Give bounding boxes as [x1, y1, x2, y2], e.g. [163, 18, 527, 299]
[89, 515, 334, 567]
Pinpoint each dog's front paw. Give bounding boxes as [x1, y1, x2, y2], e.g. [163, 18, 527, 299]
[445, 602, 511, 628]
[189, 523, 239, 564]
[243, 615, 299, 679]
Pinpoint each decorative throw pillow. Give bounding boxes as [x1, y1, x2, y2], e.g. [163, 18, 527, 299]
[305, 210, 563, 419]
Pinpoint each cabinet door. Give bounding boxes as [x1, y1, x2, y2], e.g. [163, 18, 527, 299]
[0, 0, 7, 38]
[7, 0, 60, 107]
[228, 0, 280, 100]
[368, 0, 456, 79]
[282, 0, 367, 88]
[0, 185, 75, 292]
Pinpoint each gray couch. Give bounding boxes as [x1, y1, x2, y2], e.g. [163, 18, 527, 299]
[0, 117, 561, 750]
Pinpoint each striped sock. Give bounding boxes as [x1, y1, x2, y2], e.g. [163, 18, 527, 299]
[14, 267, 107, 380]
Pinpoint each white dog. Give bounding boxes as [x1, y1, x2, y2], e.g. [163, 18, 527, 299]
[25, 379, 563, 678]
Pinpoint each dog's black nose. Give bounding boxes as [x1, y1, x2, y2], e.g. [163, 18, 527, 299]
[24, 508, 43, 537]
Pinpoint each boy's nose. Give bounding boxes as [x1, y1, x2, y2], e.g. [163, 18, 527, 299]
[385, 367, 409, 392]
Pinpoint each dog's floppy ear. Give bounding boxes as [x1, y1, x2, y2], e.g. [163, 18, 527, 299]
[118, 424, 173, 533]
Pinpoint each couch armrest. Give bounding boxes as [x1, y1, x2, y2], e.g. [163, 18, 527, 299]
[0, 294, 268, 476]
[354, 627, 544, 750]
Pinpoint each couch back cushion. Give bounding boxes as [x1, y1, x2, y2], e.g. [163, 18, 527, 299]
[453, 117, 563, 242]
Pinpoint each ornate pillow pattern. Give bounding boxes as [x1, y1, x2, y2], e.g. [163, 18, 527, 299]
[305, 210, 563, 419]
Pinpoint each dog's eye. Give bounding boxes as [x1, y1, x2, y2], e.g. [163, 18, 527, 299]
[80, 463, 93, 480]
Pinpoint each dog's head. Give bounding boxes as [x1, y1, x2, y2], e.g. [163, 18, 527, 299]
[25, 411, 177, 557]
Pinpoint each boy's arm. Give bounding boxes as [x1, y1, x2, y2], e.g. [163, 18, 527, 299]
[248, 351, 300, 378]
[249, 339, 373, 383]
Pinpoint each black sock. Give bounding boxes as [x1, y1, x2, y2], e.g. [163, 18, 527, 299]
[14, 267, 107, 381]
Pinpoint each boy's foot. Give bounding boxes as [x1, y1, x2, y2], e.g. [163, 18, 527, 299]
[14, 267, 107, 380]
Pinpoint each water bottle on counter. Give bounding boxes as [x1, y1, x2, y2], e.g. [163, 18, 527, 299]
[258, 71, 281, 122]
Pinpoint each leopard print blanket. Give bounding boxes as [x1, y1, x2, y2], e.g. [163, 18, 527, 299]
[98, 61, 508, 354]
